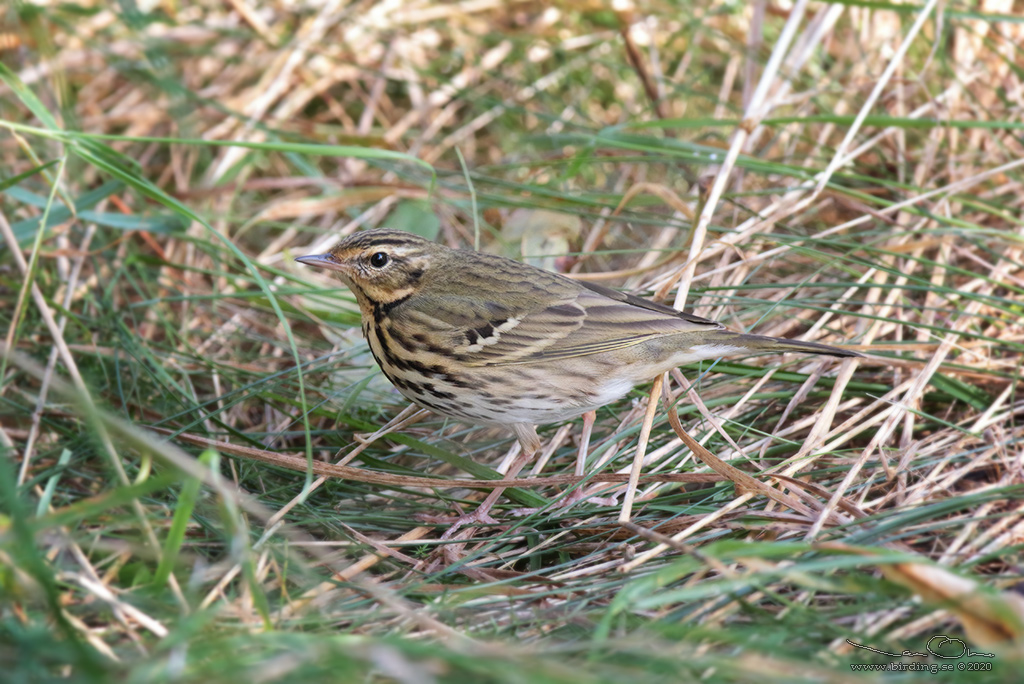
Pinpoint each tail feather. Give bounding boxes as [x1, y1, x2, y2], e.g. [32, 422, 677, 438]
[724, 332, 862, 359]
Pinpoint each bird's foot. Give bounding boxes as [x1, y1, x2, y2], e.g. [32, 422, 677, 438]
[413, 505, 506, 568]
[415, 507, 502, 538]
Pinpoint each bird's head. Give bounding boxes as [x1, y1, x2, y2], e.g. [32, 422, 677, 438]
[296, 230, 439, 307]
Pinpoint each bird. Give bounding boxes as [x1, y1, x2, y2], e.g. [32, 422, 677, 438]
[296, 229, 861, 526]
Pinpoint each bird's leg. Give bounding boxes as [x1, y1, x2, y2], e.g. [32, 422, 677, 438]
[547, 410, 599, 510]
[507, 412, 615, 515]
[436, 423, 540, 541]
[575, 410, 595, 477]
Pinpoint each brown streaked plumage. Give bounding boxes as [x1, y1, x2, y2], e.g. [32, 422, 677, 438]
[296, 229, 861, 523]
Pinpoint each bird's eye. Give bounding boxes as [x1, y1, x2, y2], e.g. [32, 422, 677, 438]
[369, 252, 389, 268]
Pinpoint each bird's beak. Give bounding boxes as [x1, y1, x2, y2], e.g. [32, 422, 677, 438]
[295, 253, 345, 273]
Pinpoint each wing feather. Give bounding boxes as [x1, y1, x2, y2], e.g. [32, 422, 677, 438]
[387, 266, 723, 367]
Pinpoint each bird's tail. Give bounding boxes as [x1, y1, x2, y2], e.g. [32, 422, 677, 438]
[722, 332, 862, 359]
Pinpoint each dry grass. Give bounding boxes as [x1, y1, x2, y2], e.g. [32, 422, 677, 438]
[2, 1, 1024, 682]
